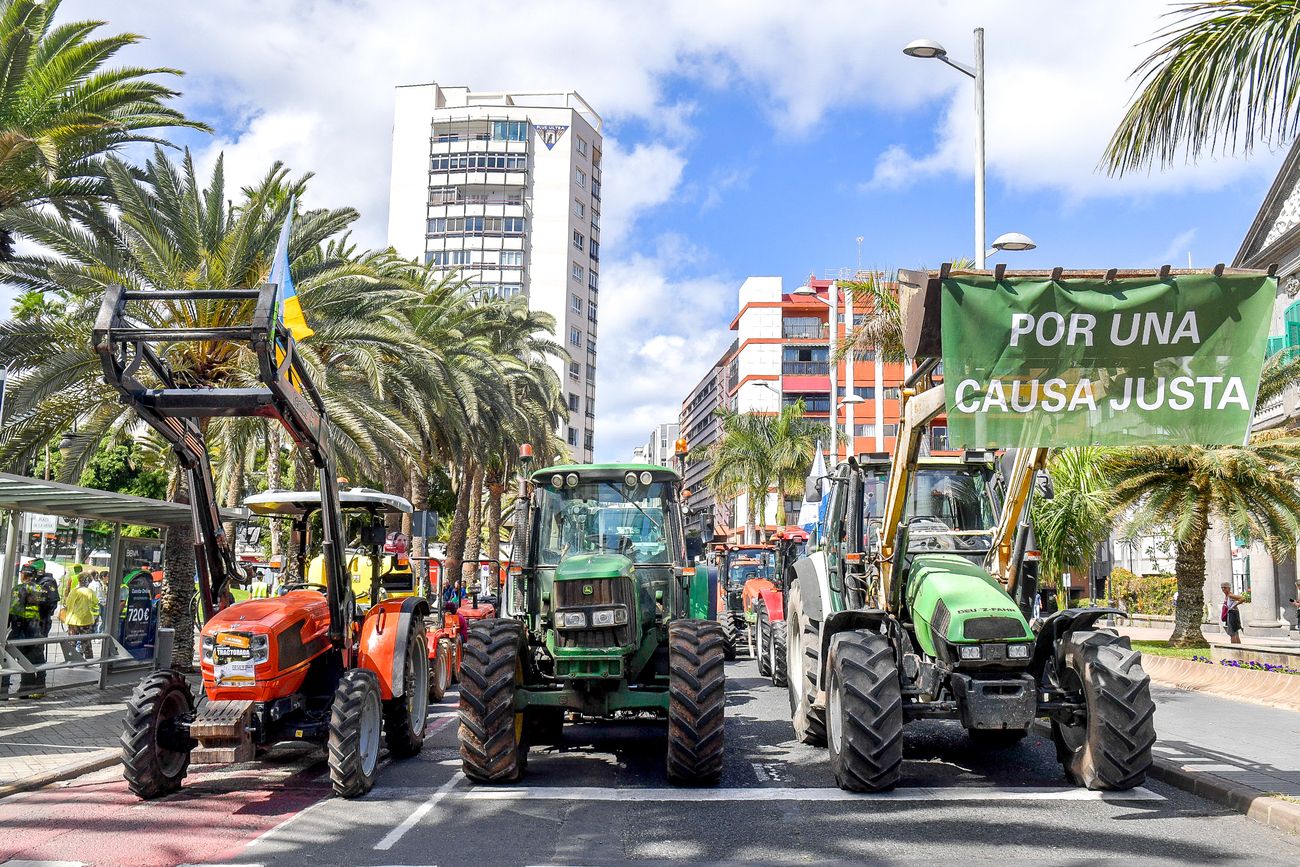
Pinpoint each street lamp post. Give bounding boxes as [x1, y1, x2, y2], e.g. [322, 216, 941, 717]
[904, 29, 986, 268]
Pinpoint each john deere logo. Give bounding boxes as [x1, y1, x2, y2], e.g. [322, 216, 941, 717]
[582, 584, 594, 596]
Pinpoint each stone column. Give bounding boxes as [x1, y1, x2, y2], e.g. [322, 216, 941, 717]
[1246, 541, 1284, 631]
[1204, 515, 1233, 629]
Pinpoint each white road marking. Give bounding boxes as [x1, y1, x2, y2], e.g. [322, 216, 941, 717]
[751, 762, 770, 782]
[444, 785, 1165, 803]
[373, 775, 462, 851]
[423, 713, 459, 738]
[246, 797, 329, 849]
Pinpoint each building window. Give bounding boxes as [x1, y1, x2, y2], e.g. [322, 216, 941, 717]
[492, 120, 527, 141]
[573, 231, 584, 251]
[576, 136, 588, 156]
[584, 429, 594, 451]
[574, 199, 585, 218]
[590, 210, 600, 229]
[425, 250, 472, 266]
[500, 283, 523, 299]
[589, 239, 599, 261]
[500, 250, 523, 267]
[572, 262, 584, 281]
[855, 348, 877, 362]
[575, 168, 587, 188]
[883, 386, 901, 400]
[781, 346, 829, 376]
[588, 303, 597, 322]
[782, 317, 823, 339]
[586, 363, 596, 384]
[430, 153, 528, 171]
[571, 294, 583, 312]
[503, 217, 525, 234]
[883, 424, 898, 437]
[569, 326, 582, 347]
[783, 393, 830, 413]
[569, 361, 580, 379]
[854, 386, 875, 399]
[592, 179, 601, 199]
[930, 425, 949, 451]
[588, 271, 599, 292]
[568, 394, 580, 412]
[853, 424, 875, 438]
[567, 427, 577, 446]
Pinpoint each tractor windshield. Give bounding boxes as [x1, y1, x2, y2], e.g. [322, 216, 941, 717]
[903, 467, 999, 553]
[725, 551, 775, 589]
[535, 480, 673, 566]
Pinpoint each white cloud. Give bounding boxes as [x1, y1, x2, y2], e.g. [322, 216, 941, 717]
[1152, 228, 1198, 267]
[599, 140, 686, 247]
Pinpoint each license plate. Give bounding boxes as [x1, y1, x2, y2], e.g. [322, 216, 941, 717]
[214, 632, 255, 686]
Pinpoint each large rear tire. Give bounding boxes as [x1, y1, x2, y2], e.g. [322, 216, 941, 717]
[1051, 631, 1155, 791]
[459, 618, 527, 783]
[827, 630, 903, 792]
[121, 670, 195, 800]
[770, 618, 788, 688]
[786, 585, 825, 745]
[328, 669, 383, 798]
[756, 607, 772, 677]
[383, 628, 429, 759]
[666, 619, 726, 785]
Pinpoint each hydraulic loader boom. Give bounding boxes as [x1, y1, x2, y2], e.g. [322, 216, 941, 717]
[93, 283, 350, 648]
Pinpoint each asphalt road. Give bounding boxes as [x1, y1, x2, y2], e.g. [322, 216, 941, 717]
[3, 659, 1299, 866]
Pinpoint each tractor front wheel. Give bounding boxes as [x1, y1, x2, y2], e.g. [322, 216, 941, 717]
[756, 608, 772, 677]
[430, 638, 452, 702]
[666, 619, 726, 785]
[770, 618, 788, 688]
[459, 619, 527, 783]
[786, 585, 826, 745]
[827, 630, 903, 792]
[1051, 631, 1155, 790]
[328, 669, 383, 798]
[383, 628, 429, 759]
[121, 670, 195, 800]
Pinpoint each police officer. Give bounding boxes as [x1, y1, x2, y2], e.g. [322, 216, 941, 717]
[2, 564, 46, 697]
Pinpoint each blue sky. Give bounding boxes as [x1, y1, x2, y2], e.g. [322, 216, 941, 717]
[26, 1, 1289, 461]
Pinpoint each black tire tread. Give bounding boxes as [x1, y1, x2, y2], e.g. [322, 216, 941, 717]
[328, 669, 382, 798]
[788, 587, 826, 746]
[770, 618, 789, 688]
[458, 618, 526, 783]
[666, 619, 726, 785]
[121, 669, 194, 800]
[383, 629, 428, 759]
[757, 607, 772, 677]
[828, 631, 903, 792]
[719, 613, 738, 661]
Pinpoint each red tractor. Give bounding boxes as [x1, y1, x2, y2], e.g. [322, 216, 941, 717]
[97, 284, 429, 799]
[749, 527, 808, 686]
[714, 544, 778, 659]
[414, 557, 499, 701]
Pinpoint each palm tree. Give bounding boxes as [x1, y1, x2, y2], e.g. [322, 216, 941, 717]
[699, 402, 825, 540]
[1032, 447, 1114, 605]
[1104, 1, 1300, 175]
[0, 148, 431, 666]
[839, 273, 906, 364]
[0, 0, 208, 258]
[1102, 432, 1300, 646]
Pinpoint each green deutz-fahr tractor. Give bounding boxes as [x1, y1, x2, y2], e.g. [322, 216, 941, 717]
[457, 457, 726, 785]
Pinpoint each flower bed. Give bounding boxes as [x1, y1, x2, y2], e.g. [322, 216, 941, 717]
[1190, 654, 1300, 676]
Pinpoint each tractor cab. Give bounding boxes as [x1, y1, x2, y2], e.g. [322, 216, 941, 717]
[243, 487, 415, 607]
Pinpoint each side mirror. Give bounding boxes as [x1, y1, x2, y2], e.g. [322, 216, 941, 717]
[364, 525, 386, 547]
[685, 535, 704, 560]
[1035, 470, 1055, 501]
[805, 476, 820, 503]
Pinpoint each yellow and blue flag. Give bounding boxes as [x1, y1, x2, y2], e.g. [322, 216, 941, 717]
[270, 198, 313, 341]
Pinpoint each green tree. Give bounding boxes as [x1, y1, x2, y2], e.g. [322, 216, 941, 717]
[1104, 0, 1300, 174]
[1032, 447, 1114, 606]
[0, 0, 207, 258]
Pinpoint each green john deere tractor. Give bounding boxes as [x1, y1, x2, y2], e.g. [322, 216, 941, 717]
[457, 461, 726, 785]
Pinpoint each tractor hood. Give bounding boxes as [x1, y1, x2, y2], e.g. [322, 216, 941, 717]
[906, 554, 1033, 660]
[554, 552, 635, 582]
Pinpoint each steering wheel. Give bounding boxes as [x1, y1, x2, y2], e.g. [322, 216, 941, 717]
[280, 581, 330, 594]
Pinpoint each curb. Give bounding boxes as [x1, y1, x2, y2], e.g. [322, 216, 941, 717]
[0, 749, 120, 800]
[1149, 756, 1300, 836]
[1141, 654, 1300, 712]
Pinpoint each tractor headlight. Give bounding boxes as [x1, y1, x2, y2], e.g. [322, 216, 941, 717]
[591, 606, 628, 627]
[201, 635, 214, 663]
[558, 611, 587, 629]
[249, 634, 270, 664]
[959, 645, 983, 661]
[1007, 643, 1031, 660]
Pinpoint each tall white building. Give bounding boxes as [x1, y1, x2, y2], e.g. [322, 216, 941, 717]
[387, 84, 603, 461]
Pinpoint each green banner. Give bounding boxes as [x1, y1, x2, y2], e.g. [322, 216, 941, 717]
[940, 272, 1277, 448]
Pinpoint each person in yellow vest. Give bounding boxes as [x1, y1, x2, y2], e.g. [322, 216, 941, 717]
[64, 573, 101, 661]
[2, 564, 45, 697]
[250, 569, 271, 599]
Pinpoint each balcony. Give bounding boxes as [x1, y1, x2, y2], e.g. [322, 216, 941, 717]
[781, 361, 829, 376]
[782, 322, 826, 339]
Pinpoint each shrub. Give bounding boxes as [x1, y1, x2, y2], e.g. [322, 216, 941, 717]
[1108, 567, 1177, 615]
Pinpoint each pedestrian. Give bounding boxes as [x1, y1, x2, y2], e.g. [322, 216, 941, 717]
[2, 563, 48, 697]
[88, 571, 106, 632]
[63, 573, 100, 660]
[32, 559, 59, 645]
[250, 569, 271, 599]
[1221, 582, 1246, 645]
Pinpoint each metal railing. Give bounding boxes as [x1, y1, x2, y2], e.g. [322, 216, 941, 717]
[781, 361, 829, 376]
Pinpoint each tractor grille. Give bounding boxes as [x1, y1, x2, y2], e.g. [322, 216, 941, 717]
[555, 577, 635, 649]
[963, 616, 1025, 640]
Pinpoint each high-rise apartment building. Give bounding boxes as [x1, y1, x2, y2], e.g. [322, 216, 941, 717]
[679, 340, 737, 541]
[387, 84, 603, 461]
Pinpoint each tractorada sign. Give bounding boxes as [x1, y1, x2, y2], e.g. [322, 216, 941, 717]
[938, 270, 1277, 448]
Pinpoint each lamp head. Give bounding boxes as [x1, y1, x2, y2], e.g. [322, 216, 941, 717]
[903, 38, 947, 59]
[991, 232, 1037, 253]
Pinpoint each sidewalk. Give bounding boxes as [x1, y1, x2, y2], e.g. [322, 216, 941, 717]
[0, 678, 137, 796]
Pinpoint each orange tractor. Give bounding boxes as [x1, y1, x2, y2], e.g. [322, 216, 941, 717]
[714, 543, 778, 659]
[749, 527, 808, 686]
[414, 556, 499, 700]
[97, 284, 429, 799]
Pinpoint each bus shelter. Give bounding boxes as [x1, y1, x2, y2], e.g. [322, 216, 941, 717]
[0, 472, 243, 691]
